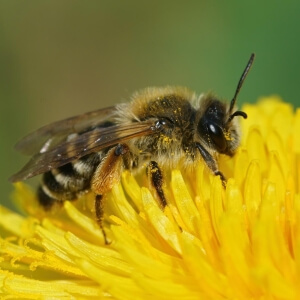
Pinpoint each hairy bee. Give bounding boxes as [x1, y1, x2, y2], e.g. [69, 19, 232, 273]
[10, 54, 255, 243]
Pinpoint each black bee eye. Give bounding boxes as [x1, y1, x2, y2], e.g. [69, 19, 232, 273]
[207, 124, 227, 152]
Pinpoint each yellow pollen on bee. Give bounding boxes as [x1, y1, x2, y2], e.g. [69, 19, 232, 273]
[162, 136, 173, 143]
[224, 131, 233, 141]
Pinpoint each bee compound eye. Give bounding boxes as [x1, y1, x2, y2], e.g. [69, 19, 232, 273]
[207, 124, 227, 152]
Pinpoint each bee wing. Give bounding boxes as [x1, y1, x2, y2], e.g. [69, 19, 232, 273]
[15, 106, 117, 155]
[10, 121, 158, 182]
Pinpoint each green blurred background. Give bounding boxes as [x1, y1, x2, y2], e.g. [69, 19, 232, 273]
[1, 1, 300, 209]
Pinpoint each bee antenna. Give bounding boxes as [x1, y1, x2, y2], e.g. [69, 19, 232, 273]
[228, 53, 255, 118]
[227, 110, 247, 123]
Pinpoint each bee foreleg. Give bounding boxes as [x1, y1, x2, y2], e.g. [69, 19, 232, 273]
[147, 161, 167, 208]
[195, 142, 226, 187]
[92, 144, 129, 244]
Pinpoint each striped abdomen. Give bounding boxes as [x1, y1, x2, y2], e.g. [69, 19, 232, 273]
[37, 153, 102, 208]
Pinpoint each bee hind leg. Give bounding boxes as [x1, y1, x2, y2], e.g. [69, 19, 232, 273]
[94, 194, 109, 244]
[147, 161, 167, 208]
[92, 144, 129, 244]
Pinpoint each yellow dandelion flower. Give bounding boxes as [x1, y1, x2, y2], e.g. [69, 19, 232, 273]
[1, 97, 300, 299]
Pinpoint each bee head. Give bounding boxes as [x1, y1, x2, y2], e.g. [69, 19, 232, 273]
[196, 53, 255, 156]
[196, 98, 247, 156]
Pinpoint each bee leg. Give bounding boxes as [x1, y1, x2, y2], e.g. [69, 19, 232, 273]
[147, 161, 167, 208]
[94, 194, 110, 244]
[92, 144, 129, 244]
[195, 142, 226, 187]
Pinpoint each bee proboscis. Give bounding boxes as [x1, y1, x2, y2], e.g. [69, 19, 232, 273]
[10, 53, 255, 243]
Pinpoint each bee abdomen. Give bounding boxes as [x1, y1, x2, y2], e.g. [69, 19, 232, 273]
[37, 153, 102, 208]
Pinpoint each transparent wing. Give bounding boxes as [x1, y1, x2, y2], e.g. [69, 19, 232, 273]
[15, 106, 117, 155]
[10, 121, 158, 182]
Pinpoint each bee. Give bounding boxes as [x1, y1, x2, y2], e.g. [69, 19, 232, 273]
[10, 53, 255, 243]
